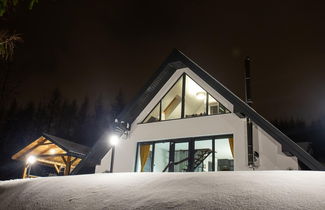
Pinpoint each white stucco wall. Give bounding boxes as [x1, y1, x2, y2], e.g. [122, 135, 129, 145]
[95, 149, 112, 173]
[95, 67, 298, 173]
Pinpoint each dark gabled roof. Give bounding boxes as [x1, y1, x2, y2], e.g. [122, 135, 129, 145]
[42, 133, 90, 157]
[73, 49, 324, 172]
[71, 133, 111, 174]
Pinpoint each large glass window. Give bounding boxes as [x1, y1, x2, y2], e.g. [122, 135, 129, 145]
[136, 143, 153, 172]
[215, 138, 234, 171]
[136, 136, 234, 172]
[173, 142, 189, 172]
[194, 139, 213, 172]
[185, 75, 207, 118]
[208, 95, 230, 115]
[143, 103, 160, 123]
[142, 74, 231, 123]
[153, 142, 170, 172]
[161, 77, 183, 120]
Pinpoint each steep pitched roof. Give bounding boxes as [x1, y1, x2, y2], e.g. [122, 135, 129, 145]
[73, 49, 324, 173]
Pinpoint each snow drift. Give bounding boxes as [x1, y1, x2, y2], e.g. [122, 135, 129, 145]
[0, 171, 324, 209]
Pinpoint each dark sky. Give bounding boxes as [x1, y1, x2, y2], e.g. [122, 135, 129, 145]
[4, 0, 325, 122]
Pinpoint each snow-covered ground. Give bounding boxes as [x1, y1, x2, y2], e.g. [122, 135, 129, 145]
[0, 171, 324, 209]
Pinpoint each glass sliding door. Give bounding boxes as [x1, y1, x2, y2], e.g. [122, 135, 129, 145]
[136, 143, 153, 172]
[136, 135, 234, 173]
[194, 139, 214, 172]
[214, 138, 234, 171]
[172, 142, 189, 172]
[153, 142, 170, 172]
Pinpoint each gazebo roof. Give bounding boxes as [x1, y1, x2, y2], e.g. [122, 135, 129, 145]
[42, 133, 90, 157]
[12, 133, 90, 169]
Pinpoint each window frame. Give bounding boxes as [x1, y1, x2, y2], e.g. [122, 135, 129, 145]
[134, 134, 234, 172]
[141, 73, 230, 124]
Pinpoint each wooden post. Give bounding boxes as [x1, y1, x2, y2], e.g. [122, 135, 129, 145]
[64, 156, 71, 175]
[22, 164, 28, 179]
[54, 164, 60, 174]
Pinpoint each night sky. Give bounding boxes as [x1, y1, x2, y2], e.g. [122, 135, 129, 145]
[4, 0, 325, 122]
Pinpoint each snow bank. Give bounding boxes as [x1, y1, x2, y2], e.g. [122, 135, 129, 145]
[0, 171, 324, 209]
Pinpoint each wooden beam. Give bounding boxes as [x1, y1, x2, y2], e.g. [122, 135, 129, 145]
[64, 156, 72, 175]
[38, 144, 58, 155]
[12, 137, 46, 160]
[22, 164, 28, 179]
[37, 158, 66, 167]
[61, 156, 67, 165]
[163, 95, 181, 118]
[70, 157, 78, 165]
[37, 154, 67, 158]
[54, 164, 60, 174]
[36, 158, 76, 169]
[38, 142, 55, 146]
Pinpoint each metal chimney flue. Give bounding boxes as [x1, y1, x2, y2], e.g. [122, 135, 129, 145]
[245, 56, 255, 169]
[245, 56, 253, 107]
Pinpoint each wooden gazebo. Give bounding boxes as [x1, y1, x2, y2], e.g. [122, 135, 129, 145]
[12, 133, 90, 178]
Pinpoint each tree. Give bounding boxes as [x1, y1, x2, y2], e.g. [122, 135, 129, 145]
[0, 0, 36, 112]
[46, 88, 62, 133]
[92, 94, 109, 141]
[0, 30, 22, 61]
[74, 97, 90, 145]
[0, 0, 39, 17]
[0, 98, 17, 155]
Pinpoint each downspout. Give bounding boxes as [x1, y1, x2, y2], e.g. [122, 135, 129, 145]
[245, 56, 256, 169]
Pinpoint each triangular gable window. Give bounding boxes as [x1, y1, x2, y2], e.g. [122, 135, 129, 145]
[143, 103, 160, 123]
[142, 74, 230, 123]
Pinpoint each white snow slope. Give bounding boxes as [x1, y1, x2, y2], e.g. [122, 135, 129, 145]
[0, 171, 324, 210]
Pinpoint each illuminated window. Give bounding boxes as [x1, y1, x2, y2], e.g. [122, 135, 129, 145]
[161, 77, 183, 120]
[143, 103, 160, 123]
[185, 75, 207, 117]
[142, 73, 230, 123]
[215, 138, 234, 171]
[153, 142, 170, 172]
[136, 143, 153, 172]
[208, 95, 230, 115]
[136, 136, 234, 172]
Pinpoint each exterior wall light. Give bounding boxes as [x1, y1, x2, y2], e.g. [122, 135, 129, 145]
[26, 155, 37, 165]
[49, 149, 56, 154]
[108, 134, 120, 173]
[109, 134, 120, 146]
[26, 155, 37, 178]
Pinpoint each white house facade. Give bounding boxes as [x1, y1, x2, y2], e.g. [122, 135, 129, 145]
[72, 50, 324, 174]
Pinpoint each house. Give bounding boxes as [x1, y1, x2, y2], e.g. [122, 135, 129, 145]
[72, 49, 324, 174]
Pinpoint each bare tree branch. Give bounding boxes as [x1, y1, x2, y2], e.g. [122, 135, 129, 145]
[0, 30, 22, 61]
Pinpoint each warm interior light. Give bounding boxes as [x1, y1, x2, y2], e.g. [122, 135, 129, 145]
[109, 134, 119, 146]
[26, 155, 37, 165]
[196, 91, 206, 100]
[49, 149, 56, 154]
[187, 78, 202, 95]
